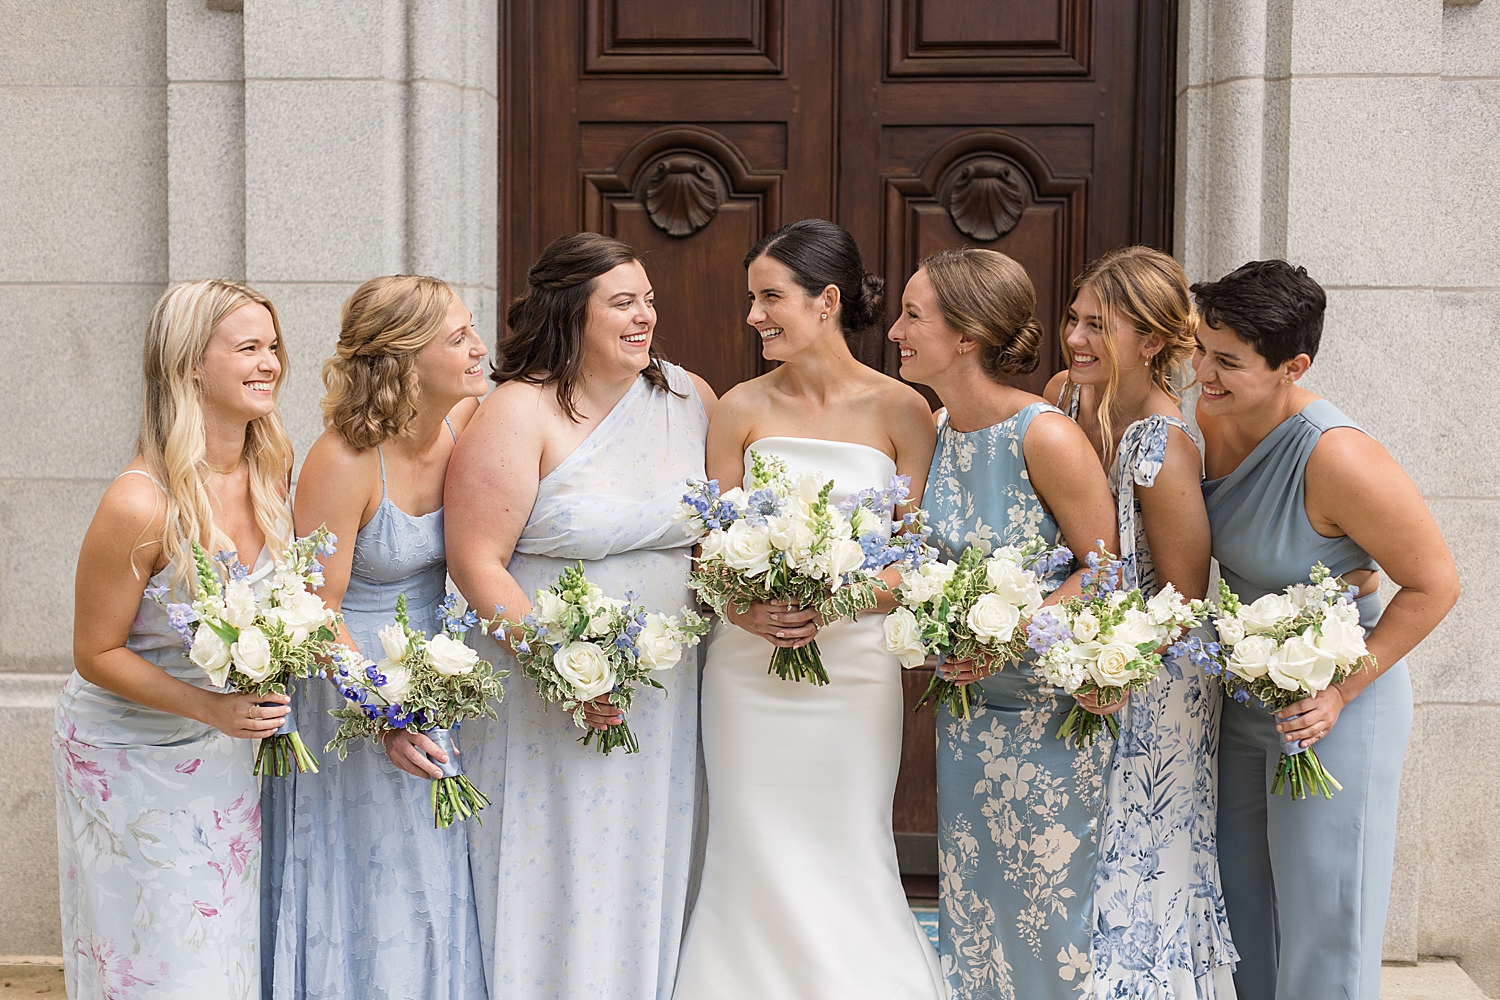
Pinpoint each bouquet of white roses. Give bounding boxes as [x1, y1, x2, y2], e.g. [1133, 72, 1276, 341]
[504, 562, 709, 754]
[1169, 563, 1372, 799]
[883, 538, 1072, 721]
[158, 527, 340, 776]
[1026, 544, 1207, 748]
[326, 593, 508, 828]
[680, 451, 926, 685]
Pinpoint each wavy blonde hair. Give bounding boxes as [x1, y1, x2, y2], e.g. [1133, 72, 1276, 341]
[1061, 246, 1198, 464]
[139, 279, 294, 592]
[920, 248, 1045, 381]
[321, 275, 454, 450]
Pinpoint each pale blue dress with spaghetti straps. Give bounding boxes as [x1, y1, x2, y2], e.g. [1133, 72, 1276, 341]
[54, 469, 266, 1000]
[260, 420, 488, 1000]
[924, 402, 1112, 1000]
[1057, 387, 1240, 1000]
[1203, 399, 1411, 1000]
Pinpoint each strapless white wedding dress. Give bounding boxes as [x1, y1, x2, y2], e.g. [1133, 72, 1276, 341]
[673, 437, 945, 1000]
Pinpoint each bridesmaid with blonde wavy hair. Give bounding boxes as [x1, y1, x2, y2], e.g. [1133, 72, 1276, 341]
[260, 275, 490, 1000]
[1044, 245, 1239, 999]
[57, 279, 294, 998]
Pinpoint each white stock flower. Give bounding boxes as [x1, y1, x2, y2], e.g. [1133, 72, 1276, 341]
[721, 519, 775, 577]
[1071, 609, 1100, 644]
[1239, 593, 1296, 634]
[635, 616, 686, 671]
[1087, 642, 1141, 690]
[966, 593, 1021, 643]
[883, 607, 927, 668]
[1226, 633, 1277, 680]
[376, 622, 409, 663]
[1267, 628, 1338, 693]
[901, 561, 955, 605]
[1315, 614, 1368, 667]
[553, 641, 617, 701]
[230, 625, 275, 683]
[1328, 600, 1362, 627]
[1045, 651, 1089, 692]
[222, 580, 259, 629]
[374, 658, 413, 705]
[189, 624, 232, 686]
[426, 633, 479, 676]
[1111, 609, 1162, 649]
[270, 589, 330, 645]
[1145, 584, 1185, 625]
[1215, 614, 1246, 647]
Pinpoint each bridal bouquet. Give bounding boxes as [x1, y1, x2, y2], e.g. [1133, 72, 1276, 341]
[1026, 544, 1208, 747]
[680, 452, 927, 685]
[326, 594, 507, 827]
[1170, 564, 1372, 799]
[157, 527, 340, 776]
[883, 538, 1072, 721]
[505, 562, 709, 754]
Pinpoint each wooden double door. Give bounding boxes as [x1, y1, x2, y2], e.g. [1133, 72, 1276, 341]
[500, 0, 1176, 879]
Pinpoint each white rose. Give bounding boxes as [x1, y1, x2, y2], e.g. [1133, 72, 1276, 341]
[635, 616, 685, 671]
[222, 579, 259, 629]
[698, 528, 727, 563]
[985, 558, 1043, 612]
[718, 487, 747, 510]
[1215, 614, 1246, 646]
[1239, 593, 1295, 634]
[721, 519, 775, 577]
[189, 624, 232, 687]
[373, 658, 413, 705]
[377, 622, 409, 663]
[1111, 609, 1162, 649]
[270, 589, 330, 645]
[827, 538, 867, 579]
[553, 641, 617, 701]
[426, 633, 479, 676]
[1315, 614, 1369, 668]
[1226, 633, 1277, 680]
[1145, 584, 1184, 625]
[229, 625, 275, 683]
[1267, 628, 1338, 693]
[966, 593, 1021, 643]
[1086, 642, 1141, 690]
[1071, 609, 1100, 644]
[883, 607, 928, 669]
[531, 589, 569, 627]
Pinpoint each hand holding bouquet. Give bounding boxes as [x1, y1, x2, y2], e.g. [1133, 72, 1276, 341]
[883, 538, 1070, 720]
[157, 527, 340, 776]
[327, 593, 507, 827]
[1171, 563, 1373, 799]
[1027, 544, 1208, 747]
[680, 452, 925, 685]
[505, 562, 709, 754]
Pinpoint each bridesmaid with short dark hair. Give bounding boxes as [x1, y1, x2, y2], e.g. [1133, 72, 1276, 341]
[1192, 260, 1459, 1000]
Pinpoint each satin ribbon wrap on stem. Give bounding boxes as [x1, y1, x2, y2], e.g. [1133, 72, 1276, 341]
[253, 698, 320, 777]
[421, 727, 463, 779]
[1269, 709, 1343, 799]
[1276, 711, 1307, 757]
[420, 725, 492, 829]
[260, 701, 298, 738]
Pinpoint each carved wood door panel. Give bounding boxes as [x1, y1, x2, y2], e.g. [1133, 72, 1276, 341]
[501, 0, 1175, 886]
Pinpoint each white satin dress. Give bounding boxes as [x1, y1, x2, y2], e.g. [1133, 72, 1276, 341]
[673, 437, 945, 1000]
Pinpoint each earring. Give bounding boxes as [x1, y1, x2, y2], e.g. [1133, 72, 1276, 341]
[1284, 376, 1293, 384]
[957, 347, 968, 355]
[820, 312, 828, 320]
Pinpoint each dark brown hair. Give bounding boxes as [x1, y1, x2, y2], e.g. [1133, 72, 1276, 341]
[491, 232, 677, 421]
[919, 247, 1043, 381]
[743, 219, 885, 338]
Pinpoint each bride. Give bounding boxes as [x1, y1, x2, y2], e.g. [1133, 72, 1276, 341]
[673, 220, 944, 999]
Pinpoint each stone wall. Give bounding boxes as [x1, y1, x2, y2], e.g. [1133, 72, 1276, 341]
[1176, 0, 1500, 993]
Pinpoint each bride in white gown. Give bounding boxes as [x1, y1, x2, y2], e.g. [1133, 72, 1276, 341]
[674, 220, 944, 1000]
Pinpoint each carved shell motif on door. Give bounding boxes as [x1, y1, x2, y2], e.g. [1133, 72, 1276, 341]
[639, 152, 725, 237]
[940, 155, 1028, 242]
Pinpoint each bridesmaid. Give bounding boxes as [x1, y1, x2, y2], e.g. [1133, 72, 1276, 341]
[446, 233, 717, 1000]
[888, 248, 1119, 999]
[1043, 246, 1239, 998]
[1192, 260, 1459, 1000]
[58, 280, 294, 998]
[260, 275, 489, 1000]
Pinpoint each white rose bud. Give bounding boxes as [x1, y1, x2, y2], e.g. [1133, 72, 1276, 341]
[883, 607, 928, 669]
[966, 593, 1021, 643]
[1315, 614, 1369, 668]
[374, 658, 413, 705]
[229, 625, 275, 683]
[426, 633, 480, 676]
[635, 616, 685, 672]
[222, 580, 259, 629]
[1239, 593, 1296, 634]
[189, 624, 232, 687]
[721, 519, 775, 577]
[553, 641, 617, 702]
[1226, 633, 1277, 680]
[377, 622, 409, 663]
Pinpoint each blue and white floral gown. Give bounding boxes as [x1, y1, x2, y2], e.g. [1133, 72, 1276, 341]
[1059, 388, 1239, 1000]
[54, 471, 265, 1000]
[924, 403, 1111, 1000]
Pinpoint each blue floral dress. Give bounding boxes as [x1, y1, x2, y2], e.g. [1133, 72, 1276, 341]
[925, 402, 1112, 1000]
[1059, 388, 1239, 1000]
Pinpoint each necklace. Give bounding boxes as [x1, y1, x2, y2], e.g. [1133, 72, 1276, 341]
[206, 458, 244, 476]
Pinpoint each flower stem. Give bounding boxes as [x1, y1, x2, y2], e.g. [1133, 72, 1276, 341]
[768, 640, 829, 685]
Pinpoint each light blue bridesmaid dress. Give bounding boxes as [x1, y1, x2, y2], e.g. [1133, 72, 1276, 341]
[924, 402, 1112, 1000]
[1058, 389, 1240, 1000]
[261, 425, 488, 1000]
[1203, 399, 1411, 1000]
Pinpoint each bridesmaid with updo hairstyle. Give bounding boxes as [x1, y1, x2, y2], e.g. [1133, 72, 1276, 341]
[888, 248, 1119, 999]
[1193, 260, 1458, 1000]
[1044, 245, 1238, 998]
[261, 275, 490, 1000]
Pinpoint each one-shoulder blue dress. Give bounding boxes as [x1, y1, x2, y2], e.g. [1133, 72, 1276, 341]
[1204, 399, 1411, 1000]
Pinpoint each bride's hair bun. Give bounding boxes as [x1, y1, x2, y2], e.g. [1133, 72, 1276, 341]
[743, 219, 884, 337]
[919, 248, 1045, 381]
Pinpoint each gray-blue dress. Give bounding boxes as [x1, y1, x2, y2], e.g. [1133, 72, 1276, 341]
[924, 402, 1112, 1000]
[261, 436, 488, 1000]
[1203, 399, 1411, 1000]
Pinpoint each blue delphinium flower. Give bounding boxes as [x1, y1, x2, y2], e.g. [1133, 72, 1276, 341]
[214, 550, 250, 581]
[314, 532, 338, 559]
[1026, 612, 1073, 657]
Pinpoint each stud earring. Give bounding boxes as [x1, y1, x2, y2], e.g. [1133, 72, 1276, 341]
[1284, 376, 1293, 384]
[820, 312, 828, 320]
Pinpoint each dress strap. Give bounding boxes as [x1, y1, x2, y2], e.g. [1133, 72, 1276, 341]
[1056, 380, 1081, 418]
[444, 417, 458, 444]
[375, 446, 389, 498]
[115, 469, 166, 491]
